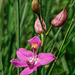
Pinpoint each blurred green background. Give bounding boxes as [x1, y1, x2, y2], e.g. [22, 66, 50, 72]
[0, 0, 75, 75]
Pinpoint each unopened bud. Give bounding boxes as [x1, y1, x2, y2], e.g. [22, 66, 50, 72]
[34, 17, 46, 34]
[32, 0, 40, 15]
[51, 7, 67, 27]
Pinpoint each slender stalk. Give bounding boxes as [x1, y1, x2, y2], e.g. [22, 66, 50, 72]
[45, 25, 53, 36]
[57, 19, 74, 59]
[38, 0, 45, 34]
[44, 0, 47, 20]
[38, 15, 45, 34]
[0, 1, 3, 75]
[41, 66, 45, 75]
[61, 55, 69, 74]
[48, 19, 74, 75]
[33, 13, 35, 37]
[17, 0, 20, 74]
[60, 32, 75, 58]
[41, 34, 44, 52]
[41, 34, 44, 46]
[0, 51, 3, 75]
[40, 0, 42, 16]
[33, 71, 36, 75]
[17, 0, 20, 50]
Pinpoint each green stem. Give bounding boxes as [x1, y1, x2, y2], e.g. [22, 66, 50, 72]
[33, 13, 35, 37]
[48, 60, 56, 75]
[33, 71, 36, 75]
[40, 0, 42, 16]
[38, 0, 45, 34]
[17, 0, 20, 74]
[17, 0, 20, 50]
[0, 5, 3, 75]
[49, 19, 74, 75]
[41, 34, 44, 46]
[38, 15, 45, 34]
[61, 55, 69, 74]
[45, 25, 53, 36]
[44, 0, 47, 20]
[57, 19, 74, 59]
[60, 32, 75, 58]
[0, 51, 3, 75]
[41, 34, 44, 52]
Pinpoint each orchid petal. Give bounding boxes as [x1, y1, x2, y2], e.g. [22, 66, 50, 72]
[38, 53, 57, 65]
[34, 63, 41, 71]
[20, 67, 34, 75]
[17, 48, 33, 61]
[10, 59, 28, 68]
[28, 36, 41, 50]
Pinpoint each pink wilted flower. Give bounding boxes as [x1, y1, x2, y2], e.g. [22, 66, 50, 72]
[10, 36, 57, 75]
[34, 17, 46, 34]
[51, 7, 67, 27]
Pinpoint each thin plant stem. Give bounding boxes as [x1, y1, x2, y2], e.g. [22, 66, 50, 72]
[45, 25, 53, 36]
[44, 0, 47, 20]
[38, 15, 45, 34]
[40, 0, 42, 16]
[17, 0, 20, 54]
[57, 19, 74, 59]
[0, 51, 3, 75]
[33, 71, 36, 75]
[61, 55, 69, 74]
[48, 19, 74, 75]
[41, 34, 44, 52]
[38, 0, 45, 34]
[17, 0, 20, 74]
[33, 13, 35, 37]
[0, 1, 3, 75]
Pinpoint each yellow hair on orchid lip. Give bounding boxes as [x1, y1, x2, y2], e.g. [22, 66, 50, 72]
[32, 44, 38, 48]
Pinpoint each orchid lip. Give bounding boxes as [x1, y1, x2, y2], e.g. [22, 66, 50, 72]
[32, 43, 38, 49]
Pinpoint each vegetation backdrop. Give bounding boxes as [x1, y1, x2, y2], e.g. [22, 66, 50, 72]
[0, 0, 75, 75]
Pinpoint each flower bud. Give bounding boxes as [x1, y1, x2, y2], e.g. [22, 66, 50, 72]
[51, 7, 67, 27]
[32, 0, 40, 15]
[34, 17, 46, 34]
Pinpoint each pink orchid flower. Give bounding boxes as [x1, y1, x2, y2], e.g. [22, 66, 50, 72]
[10, 36, 57, 75]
